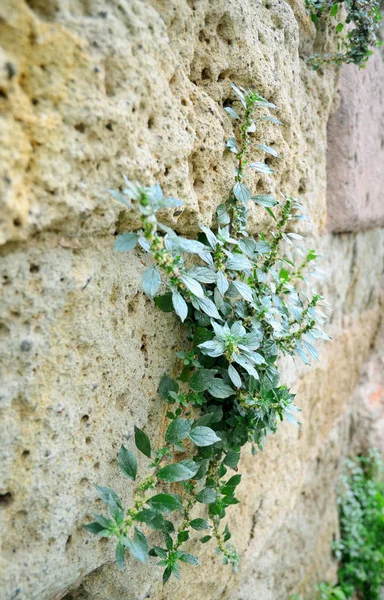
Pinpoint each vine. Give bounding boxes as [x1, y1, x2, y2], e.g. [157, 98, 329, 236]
[306, 0, 382, 69]
[85, 84, 330, 583]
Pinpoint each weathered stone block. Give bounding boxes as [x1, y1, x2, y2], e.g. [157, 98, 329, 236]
[327, 52, 384, 232]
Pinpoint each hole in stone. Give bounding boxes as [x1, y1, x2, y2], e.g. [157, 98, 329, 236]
[29, 264, 40, 273]
[13, 218, 22, 227]
[32, 98, 39, 106]
[0, 90, 8, 99]
[201, 67, 211, 81]
[65, 535, 72, 551]
[147, 116, 155, 129]
[94, 462, 100, 470]
[105, 122, 113, 131]
[0, 493, 13, 508]
[81, 415, 89, 424]
[22, 450, 30, 459]
[75, 123, 86, 134]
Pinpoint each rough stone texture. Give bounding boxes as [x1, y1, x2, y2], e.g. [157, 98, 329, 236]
[350, 318, 384, 456]
[0, 2, 384, 600]
[327, 52, 384, 233]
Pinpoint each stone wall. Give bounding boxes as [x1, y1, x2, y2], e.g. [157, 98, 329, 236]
[0, 2, 383, 600]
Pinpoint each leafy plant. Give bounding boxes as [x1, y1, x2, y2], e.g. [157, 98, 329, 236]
[290, 450, 384, 600]
[335, 450, 384, 599]
[306, 0, 382, 68]
[85, 83, 330, 583]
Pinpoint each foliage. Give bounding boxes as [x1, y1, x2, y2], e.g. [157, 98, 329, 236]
[85, 83, 330, 583]
[290, 450, 384, 600]
[306, 0, 382, 68]
[335, 450, 384, 599]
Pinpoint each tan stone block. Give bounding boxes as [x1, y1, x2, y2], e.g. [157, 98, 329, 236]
[327, 52, 384, 232]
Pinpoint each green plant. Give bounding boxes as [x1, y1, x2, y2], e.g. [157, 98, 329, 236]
[290, 583, 348, 600]
[335, 450, 384, 599]
[85, 83, 329, 583]
[290, 450, 384, 600]
[306, 0, 382, 68]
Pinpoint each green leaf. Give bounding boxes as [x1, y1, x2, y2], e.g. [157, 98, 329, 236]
[135, 509, 165, 530]
[249, 161, 274, 174]
[226, 137, 239, 154]
[252, 194, 278, 208]
[330, 3, 338, 16]
[177, 530, 189, 544]
[189, 426, 221, 447]
[260, 115, 282, 125]
[147, 493, 183, 513]
[196, 487, 217, 504]
[158, 373, 179, 400]
[216, 203, 230, 226]
[180, 275, 205, 298]
[190, 518, 210, 531]
[230, 82, 246, 106]
[83, 522, 106, 535]
[179, 552, 199, 565]
[151, 546, 168, 558]
[116, 542, 125, 570]
[157, 460, 199, 482]
[224, 106, 240, 119]
[118, 446, 137, 481]
[233, 281, 254, 303]
[142, 266, 161, 298]
[336, 22, 344, 32]
[217, 270, 229, 295]
[122, 528, 148, 563]
[172, 291, 188, 322]
[93, 514, 115, 529]
[279, 268, 290, 283]
[165, 418, 192, 444]
[233, 182, 251, 204]
[199, 225, 218, 250]
[227, 254, 252, 271]
[196, 297, 221, 320]
[187, 267, 217, 283]
[108, 189, 131, 206]
[134, 426, 151, 458]
[96, 486, 122, 510]
[190, 368, 218, 392]
[200, 534, 212, 543]
[223, 524, 231, 541]
[256, 144, 279, 158]
[154, 293, 174, 312]
[207, 379, 235, 399]
[224, 450, 241, 468]
[114, 232, 138, 252]
[228, 364, 242, 388]
[226, 474, 242, 487]
[171, 237, 207, 254]
[163, 565, 173, 585]
[255, 240, 271, 253]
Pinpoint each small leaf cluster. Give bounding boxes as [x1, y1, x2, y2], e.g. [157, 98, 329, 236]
[290, 450, 384, 600]
[85, 83, 329, 583]
[306, 0, 382, 69]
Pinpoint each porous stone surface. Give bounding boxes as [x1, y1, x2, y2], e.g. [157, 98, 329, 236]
[327, 52, 384, 233]
[0, 2, 383, 600]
